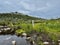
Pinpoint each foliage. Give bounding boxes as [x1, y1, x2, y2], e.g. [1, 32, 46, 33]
[16, 29, 25, 34]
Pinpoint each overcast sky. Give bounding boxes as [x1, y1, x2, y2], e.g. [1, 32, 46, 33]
[0, 0, 60, 19]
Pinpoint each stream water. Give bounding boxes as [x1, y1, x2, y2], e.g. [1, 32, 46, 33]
[0, 35, 30, 45]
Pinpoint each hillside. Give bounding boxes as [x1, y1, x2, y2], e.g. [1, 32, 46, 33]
[0, 12, 43, 20]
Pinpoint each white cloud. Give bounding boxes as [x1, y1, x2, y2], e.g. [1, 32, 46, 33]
[4, 1, 12, 5]
[18, 10, 30, 14]
[20, 1, 36, 11]
[37, 3, 52, 12]
[0, 8, 1, 9]
[19, 0, 52, 12]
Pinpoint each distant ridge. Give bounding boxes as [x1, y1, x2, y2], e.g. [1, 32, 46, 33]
[0, 12, 45, 20]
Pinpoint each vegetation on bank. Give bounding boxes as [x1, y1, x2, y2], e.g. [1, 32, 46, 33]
[0, 12, 60, 45]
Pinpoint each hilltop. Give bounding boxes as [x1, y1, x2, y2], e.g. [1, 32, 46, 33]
[0, 12, 44, 20]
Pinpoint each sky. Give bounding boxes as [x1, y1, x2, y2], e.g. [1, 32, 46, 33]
[0, 0, 60, 19]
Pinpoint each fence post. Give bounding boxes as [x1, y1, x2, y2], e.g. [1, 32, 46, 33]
[32, 20, 34, 27]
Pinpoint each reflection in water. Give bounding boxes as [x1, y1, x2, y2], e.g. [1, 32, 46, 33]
[6, 37, 12, 40]
[0, 35, 30, 45]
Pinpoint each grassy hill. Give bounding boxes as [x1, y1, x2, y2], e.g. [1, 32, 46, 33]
[0, 12, 43, 20]
[0, 12, 45, 24]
